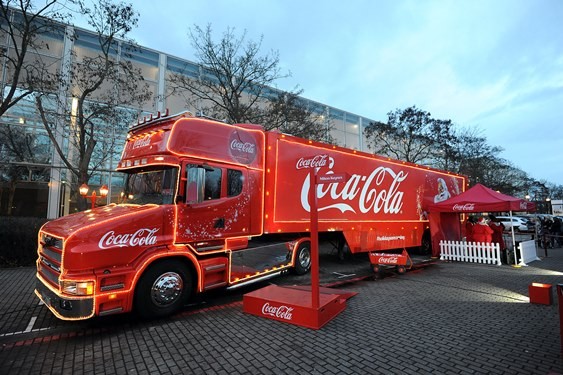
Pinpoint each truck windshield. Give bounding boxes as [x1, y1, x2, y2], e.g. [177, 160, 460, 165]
[122, 167, 178, 205]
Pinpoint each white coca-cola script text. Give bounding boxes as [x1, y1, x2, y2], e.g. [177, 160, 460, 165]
[261, 303, 294, 320]
[300, 163, 408, 215]
[452, 203, 475, 211]
[377, 256, 399, 264]
[132, 135, 151, 149]
[230, 139, 255, 155]
[296, 155, 328, 170]
[98, 228, 159, 250]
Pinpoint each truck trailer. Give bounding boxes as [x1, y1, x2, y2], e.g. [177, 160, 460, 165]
[35, 111, 466, 320]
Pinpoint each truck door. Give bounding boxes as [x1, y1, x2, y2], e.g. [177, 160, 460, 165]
[176, 163, 251, 244]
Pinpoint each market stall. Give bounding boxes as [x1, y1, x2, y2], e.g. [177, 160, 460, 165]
[426, 183, 536, 260]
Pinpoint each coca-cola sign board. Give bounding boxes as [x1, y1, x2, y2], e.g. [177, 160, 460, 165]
[271, 141, 464, 223]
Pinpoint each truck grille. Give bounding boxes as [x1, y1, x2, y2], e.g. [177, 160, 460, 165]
[38, 231, 63, 288]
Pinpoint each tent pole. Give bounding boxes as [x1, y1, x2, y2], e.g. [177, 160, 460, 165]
[509, 210, 517, 265]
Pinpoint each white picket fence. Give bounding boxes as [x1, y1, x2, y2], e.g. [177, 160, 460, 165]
[439, 240, 502, 266]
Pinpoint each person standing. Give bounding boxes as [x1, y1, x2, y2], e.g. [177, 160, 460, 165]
[488, 215, 506, 263]
[465, 216, 475, 242]
[472, 217, 493, 243]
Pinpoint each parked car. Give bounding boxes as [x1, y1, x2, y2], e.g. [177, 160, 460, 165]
[496, 216, 531, 232]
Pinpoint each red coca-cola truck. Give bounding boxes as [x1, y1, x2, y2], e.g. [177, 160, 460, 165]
[35, 111, 466, 320]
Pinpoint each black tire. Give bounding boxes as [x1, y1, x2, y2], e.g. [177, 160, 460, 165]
[134, 259, 192, 319]
[397, 266, 406, 275]
[373, 265, 384, 279]
[293, 241, 311, 275]
[419, 232, 431, 255]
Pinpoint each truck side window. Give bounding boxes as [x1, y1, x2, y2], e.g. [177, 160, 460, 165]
[227, 169, 243, 197]
[204, 167, 222, 200]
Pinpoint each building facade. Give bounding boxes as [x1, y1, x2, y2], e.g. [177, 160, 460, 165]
[0, 17, 376, 219]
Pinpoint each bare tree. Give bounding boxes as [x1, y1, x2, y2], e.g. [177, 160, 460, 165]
[0, 0, 73, 117]
[169, 24, 331, 141]
[364, 106, 455, 164]
[34, 0, 151, 209]
[265, 91, 334, 142]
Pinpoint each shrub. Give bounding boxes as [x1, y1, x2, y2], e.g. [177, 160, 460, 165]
[0, 217, 48, 267]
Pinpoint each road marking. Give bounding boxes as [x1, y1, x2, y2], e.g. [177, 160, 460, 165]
[0, 316, 52, 337]
[0, 326, 52, 337]
[24, 317, 37, 333]
[332, 272, 356, 278]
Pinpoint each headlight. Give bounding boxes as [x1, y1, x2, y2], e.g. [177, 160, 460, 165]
[61, 281, 94, 296]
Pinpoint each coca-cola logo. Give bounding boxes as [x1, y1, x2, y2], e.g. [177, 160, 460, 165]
[229, 131, 257, 164]
[378, 256, 399, 264]
[132, 135, 151, 149]
[296, 155, 328, 170]
[300, 165, 408, 215]
[98, 228, 159, 250]
[453, 203, 475, 211]
[231, 140, 255, 154]
[261, 303, 293, 320]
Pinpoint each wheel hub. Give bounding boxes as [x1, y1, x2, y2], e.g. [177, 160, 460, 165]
[150, 272, 183, 306]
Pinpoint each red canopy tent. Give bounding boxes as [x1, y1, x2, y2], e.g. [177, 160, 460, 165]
[426, 183, 536, 257]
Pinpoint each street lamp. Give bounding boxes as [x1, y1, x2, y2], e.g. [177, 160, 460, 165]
[79, 183, 109, 209]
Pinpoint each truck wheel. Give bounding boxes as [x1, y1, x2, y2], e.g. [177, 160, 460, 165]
[293, 242, 311, 275]
[134, 259, 192, 319]
[397, 266, 406, 275]
[419, 233, 431, 255]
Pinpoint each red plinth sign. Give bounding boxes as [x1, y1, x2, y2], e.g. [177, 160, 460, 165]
[243, 161, 353, 329]
[243, 285, 355, 329]
[528, 283, 552, 305]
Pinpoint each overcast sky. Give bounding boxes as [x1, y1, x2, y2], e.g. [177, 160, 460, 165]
[89, 0, 563, 187]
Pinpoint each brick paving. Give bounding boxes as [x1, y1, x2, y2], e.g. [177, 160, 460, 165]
[0, 243, 562, 374]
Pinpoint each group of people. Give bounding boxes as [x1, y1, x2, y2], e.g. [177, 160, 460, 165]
[465, 215, 505, 248]
[538, 216, 562, 249]
[465, 214, 507, 263]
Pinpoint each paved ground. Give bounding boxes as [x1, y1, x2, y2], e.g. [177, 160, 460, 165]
[0, 240, 562, 374]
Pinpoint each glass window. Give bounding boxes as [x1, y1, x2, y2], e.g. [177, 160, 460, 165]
[345, 121, 360, 135]
[227, 169, 243, 197]
[330, 129, 346, 146]
[345, 133, 360, 150]
[123, 167, 177, 205]
[204, 167, 222, 200]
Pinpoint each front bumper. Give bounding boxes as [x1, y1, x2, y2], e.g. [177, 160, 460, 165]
[35, 277, 94, 320]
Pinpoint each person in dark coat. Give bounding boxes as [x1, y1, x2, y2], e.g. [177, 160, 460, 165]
[551, 217, 562, 248]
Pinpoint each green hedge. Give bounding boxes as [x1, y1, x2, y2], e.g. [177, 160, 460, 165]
[0, 217, 48, 267]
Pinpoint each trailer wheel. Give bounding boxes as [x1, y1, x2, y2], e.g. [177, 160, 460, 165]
[134, 259, 192, 319]
[293, 241, 311, 275]
[397, 266, 406, 275]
